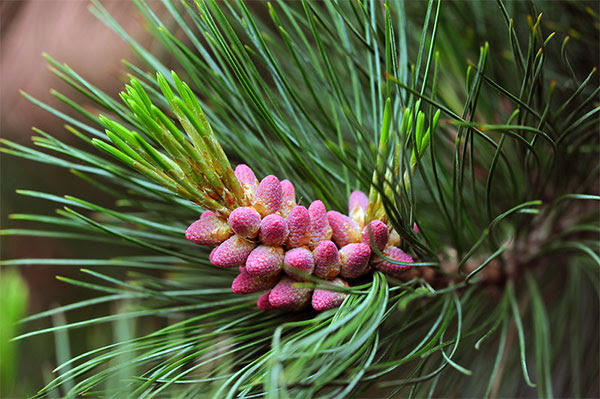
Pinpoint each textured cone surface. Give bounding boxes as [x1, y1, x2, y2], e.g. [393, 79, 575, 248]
[374, 246, 414, 276]
[259, 214, 289, 246]
[283, 247, 315, 279]
[228, 206, 261, 238]
[209, 235, 256, 268]
[279, 179, 297, 217]
[348, 190, 368, 227]
[308, 200, 332, 249]
[327, 211, 362, 247]
[362, 220, 390, 251]
[286, 205, 311, 248]
[253, 175, 283, 217]
[245, 245, 284, 276]
[257, 290, 275, 310]
[312, 240, 341, 279]
[339, 243, 371, 279]
[269, 277, 312, 310]
[231, 267, 279, 294]
[185, 211, 232, 246]
[312, 278, 347, 311]
[234, 164, 259, 203]
[187, 168, 418, 310]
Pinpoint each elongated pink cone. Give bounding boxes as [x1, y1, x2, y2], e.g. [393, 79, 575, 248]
[312, 278, 348, 311]
[269, 277, 312, 310]
[348, 190, 368, 227]
[349, 190, 369, 212]
[257, 290, 275, 310]
[373, 246, 414, 276]
[283, 247, 314, 279]
[327, 211, 362, 247]
[231, 267, 279, 294]
[209, 247, 218, 259]
[313, 240, 341, 279]
[339, 243, 371, 279]
[308, 200, 332, 249]
[186, 211, 233, 246]
[234, 164, 259, 203]
[362, 220, 389, 251]
[228, 206, 261, 238]
[279, 180, 297, 217]
[259, 214, 288, 246]
[413, 223, 420, 234]
[245, 246, 284, 277]
[286, 205, 311, 248]
[209, 235, 256, 268]
[253, 175, 283, 217]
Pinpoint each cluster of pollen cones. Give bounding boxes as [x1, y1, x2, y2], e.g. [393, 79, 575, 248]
[186, 164, 414, 311]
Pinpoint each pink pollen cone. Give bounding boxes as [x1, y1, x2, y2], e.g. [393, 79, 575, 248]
[362, 220, 390, 251]
[312, 278, 348, 311]
[308, 200, 332, 249]
[312, 240, 341, 279]
[259, 214, 288, 246]
[228, 206, 261, 238]
[279, 180, 297, 217]
[327, 211, 362, 247]
[185, 211, 232, 246]
[286, 205, 311, 248]
[245, 245, 284, 277]
[348, 190, 368, 227]
[231, 267, 279, 294]
[339, 243, 371, 279]
[209, 235, 256, 268]
[253, 175, 283, 217]
[234, 164, 259, 203]
[283, 247, 315, 280]
[373, 246, 414, 276]
[257, 290, 275, 310]
[269, 277, 312, 311]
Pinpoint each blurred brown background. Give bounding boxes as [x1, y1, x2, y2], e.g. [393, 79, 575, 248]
[1, 2, 148, 395]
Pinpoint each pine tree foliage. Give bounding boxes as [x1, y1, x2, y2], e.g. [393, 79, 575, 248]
[1, 0, 599, 397]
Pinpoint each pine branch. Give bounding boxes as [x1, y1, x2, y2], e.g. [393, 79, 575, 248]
[1, 0, 598, 397]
